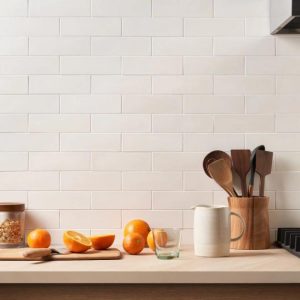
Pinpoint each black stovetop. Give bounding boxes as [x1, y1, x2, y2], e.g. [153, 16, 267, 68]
[276, 228, 300, 257]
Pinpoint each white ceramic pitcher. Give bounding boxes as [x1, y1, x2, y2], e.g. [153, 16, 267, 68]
[193, 205, 245, 257]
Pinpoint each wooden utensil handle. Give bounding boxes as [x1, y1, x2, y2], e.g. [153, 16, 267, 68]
[259, 175, 265, 197]
[248, 184, 254, 197]
[23, 248, 52, 259]
[241, 177, 247, 197]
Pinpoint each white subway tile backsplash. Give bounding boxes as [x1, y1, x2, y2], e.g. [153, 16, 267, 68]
[29, 37, 90, 55]
[92, 191, 151, 209]
[61, 171, 121, 191]
[92, 114, 151, 132]
[61, 17, 121, 36]
[185, 18, 244, 37]
[0, 0, 296, 237]
[92, 152, 151, 171]
[153, 37, 212, 55]
[29, 152, 90, 171]
[122, 18, 183, 37]
[61, 133, 120, 151]
[153, 75, 213, 94]
[92, 37, 151, 55]
[61, 56, 120, 75]
[153, 0, 213, 17]
[184, 56, 244, 75]
[29, 75, 90, 94]
[92, 75, 151, 94]
[29, 0, 90, 16]
[123, 56, 182, 75]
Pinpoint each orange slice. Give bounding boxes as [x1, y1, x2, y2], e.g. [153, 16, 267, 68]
[63, 231, 92, 253]
[90, 234, 115, 250]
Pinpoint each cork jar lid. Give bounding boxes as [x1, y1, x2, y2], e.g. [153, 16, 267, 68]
[0, 202, 25, 212]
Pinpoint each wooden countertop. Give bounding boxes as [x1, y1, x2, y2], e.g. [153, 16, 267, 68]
[0, 247, 300, 284]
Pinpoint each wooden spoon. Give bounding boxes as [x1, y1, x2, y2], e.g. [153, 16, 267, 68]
[203, 150, 232, 178]
[255, 150, 273, 197]
[208, 159, 238, 197]
[248, 145, 265, 197]
[231, 150, 251, 197]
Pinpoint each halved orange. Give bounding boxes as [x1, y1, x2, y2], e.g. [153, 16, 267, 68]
[63, 231, 92, 253]
[90, 234, 115, 250]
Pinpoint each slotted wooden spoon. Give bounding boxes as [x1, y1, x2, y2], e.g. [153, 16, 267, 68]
[255, 150, 273, 197]
[231, 149, 251, 197]
[208, 159, 238, 197]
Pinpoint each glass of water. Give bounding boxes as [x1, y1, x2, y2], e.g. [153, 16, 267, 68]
[153, 228, 181, 260]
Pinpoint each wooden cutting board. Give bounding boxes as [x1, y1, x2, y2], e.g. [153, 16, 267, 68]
[0, 248, 122, 261]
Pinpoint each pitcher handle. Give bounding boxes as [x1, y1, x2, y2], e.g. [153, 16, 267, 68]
[230, 212, 245, 242]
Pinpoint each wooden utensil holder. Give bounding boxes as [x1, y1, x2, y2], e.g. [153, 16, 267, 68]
[228, 197, 270, 250]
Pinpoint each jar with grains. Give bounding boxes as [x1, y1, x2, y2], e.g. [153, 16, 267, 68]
[0, 203, 25, 248]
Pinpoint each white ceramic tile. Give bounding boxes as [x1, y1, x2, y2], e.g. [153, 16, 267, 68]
[122, 95, 182, 114]
[269, 210, 300, 228]
[29, 0, 90, 16]
[245, 18, 270, 36]
[29, 75, 90, 94]
[0, 191, 27, 204]
[0, 37, 27, 55]
[152, 115, 213, 133]
[183, 95, 244, 114]
[60, 210, 121, 229]
[29, 114, 90, 133]
[61, 171, 121, 191]
[123, 56, 182, 75]
[214, 0, 269, 17]
[214, 37, 275, 55]
[0, 0, 27, 16]
[122, 172, 182, 191]
[153, 0, 213, 17]
[0, 76, 28, 94]
[123, 134, 182, 151]
[29, 37, 90, 55]
[28, 191, 91, 209]
[26, 210, 59, 229]
[0, 152, 28, 171]
[60, 56, 121, 75]
[183, 210, 193, 228]
[184, 56, 244, 75]
[61, 133, 120, 151]
[60, 17, 121, 36]
[92, 0, 151, 17]
[184, 172, 220, 191]
[0, 95, 59, 113]
[0, 56, 58, 74]
[92, 114, 151, 132]
[0, 172, 59, 191]
[153, 191, 212, 209]
[276, 37, 300, 55]
[0, 115, 27, 132]
[92, 37, 151, 55]
[214, 115, 274, 133]
[153, 75, 213, 94]
[92, 152, 151, 171]
[60, 95, 121, 113]
[277, 76, 300, 94]
[91, 75, 151, 94]
[92, 191, 151, 209]
[184, 133, 244, 151]
[122, 210, 182, 228]
[153, 37, 212, 55]
[276, 192, 300, 210]
[276, 114, 300, 133]
[29, 152, 90, 171]
[275, 152, 300, 171]
[185, 18, 244, 36]
[122, 17, 182, 36]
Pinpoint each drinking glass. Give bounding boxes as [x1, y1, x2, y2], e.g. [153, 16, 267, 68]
[153, 228, 181, 260]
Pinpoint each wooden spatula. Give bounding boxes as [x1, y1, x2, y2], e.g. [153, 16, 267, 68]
[231, 149, 251, 197]
[208, 159, 238, 197]
[255, 150, 273, 197]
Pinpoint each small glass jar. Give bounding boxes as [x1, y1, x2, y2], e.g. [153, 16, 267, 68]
[0, 203, 25, 248]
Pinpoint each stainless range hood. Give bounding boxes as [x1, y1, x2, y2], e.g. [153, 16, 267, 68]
[271, 0, 300, 34]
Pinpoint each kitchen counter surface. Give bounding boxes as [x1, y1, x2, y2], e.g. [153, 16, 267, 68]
[0, 247, 300, 284]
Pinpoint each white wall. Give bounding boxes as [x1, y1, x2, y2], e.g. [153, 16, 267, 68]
[0, 0, 299, 244]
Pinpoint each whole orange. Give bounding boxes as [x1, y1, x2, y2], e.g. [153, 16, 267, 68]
[123, 232, 145, 255]
[147, 230, 168, 251]
[27, 229, 51, 248]
[123, 219, 150, 242]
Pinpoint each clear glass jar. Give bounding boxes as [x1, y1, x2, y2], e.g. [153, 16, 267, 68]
[0, 203, 25, 248]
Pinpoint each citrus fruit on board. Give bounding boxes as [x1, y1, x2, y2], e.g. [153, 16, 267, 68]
[123, 219, 150, 242]
[123, 232, 145, 255]
[90, 234, 115, 250]
[63, 230, 92, 253]
[147, 230, 168, 251]
[27, 229, 51, 248]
